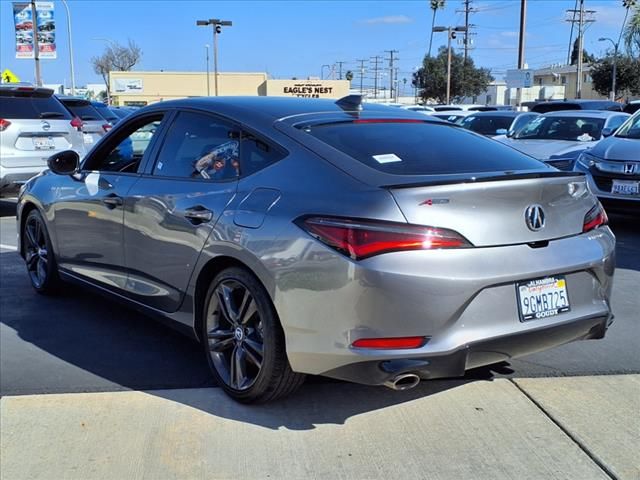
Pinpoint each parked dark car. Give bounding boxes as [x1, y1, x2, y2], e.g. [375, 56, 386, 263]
[530, 100, 624, 114]
[459, 111, 539, 137]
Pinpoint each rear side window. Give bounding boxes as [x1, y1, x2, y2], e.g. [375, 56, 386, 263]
[240, 132, 287, 177]
[0, 94, 71, 120]
[62, 102, 102, 121]
[302, 121, 544, 175]
[92, 103, 119, 122]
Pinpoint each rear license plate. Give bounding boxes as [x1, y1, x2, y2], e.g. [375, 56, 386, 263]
[516, 276, 570, 322]
[83, 133, 94, 144]
[33, 137, 55, 150]
[611, 180, 639, 195]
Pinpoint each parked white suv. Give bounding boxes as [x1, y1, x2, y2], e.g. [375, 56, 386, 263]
[0, 85, 85, 196]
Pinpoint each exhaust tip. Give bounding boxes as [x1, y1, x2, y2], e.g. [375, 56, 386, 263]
[384, 373, 420, 391]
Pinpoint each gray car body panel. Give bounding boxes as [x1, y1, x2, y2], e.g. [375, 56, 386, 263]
[17, 96, 616, 386]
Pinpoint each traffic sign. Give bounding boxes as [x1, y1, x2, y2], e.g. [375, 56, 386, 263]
[1, 69, 20, 83]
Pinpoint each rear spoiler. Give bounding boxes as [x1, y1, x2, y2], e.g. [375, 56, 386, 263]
[382, 171, 585, 189]
[0, 85, 54, 98]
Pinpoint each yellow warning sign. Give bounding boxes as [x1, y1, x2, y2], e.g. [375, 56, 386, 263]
[1, 69, 21, 83]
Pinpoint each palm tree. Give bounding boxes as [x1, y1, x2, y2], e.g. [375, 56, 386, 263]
[428, 0, 446, 57]
[623, 4, 640, 56]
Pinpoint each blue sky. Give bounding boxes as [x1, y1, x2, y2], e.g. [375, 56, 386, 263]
[0, 0, 629, 89]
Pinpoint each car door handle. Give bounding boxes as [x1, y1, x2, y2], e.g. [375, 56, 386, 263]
[184, 207, 213, 224]
[102, 194, 123, 209]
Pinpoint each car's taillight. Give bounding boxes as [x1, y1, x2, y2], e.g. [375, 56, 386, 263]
[297, 217, 472, 260]
[0, 119, 11, 132]
[102, 123, 112, 133]
[70, 117, 83, 131]
[583, 203, 608, 232]
[352, 336, 428, 349]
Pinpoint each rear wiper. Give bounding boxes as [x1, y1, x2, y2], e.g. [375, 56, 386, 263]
[39, 111, 66, 118]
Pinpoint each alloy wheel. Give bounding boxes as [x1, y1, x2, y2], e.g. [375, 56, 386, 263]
[205, 279, 264, 390]
[24, 216, 49, 289]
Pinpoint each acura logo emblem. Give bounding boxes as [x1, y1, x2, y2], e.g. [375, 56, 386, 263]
[41, 121, 50, 131]
[624, 163, 636, 175]
[525, 204, 545, 231]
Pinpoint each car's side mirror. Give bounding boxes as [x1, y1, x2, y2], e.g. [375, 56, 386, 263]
[496, 128, 508, 136]
[601, 127, 614, 137]
[48, 150, 80, 175]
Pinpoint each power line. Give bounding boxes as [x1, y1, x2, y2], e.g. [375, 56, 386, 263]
[384, 50, 399, 101]
[356, 59, 367, 95]
[335, 61, 347, 80]
[370, 55, 383, 99]
[566, 0, 596, 98]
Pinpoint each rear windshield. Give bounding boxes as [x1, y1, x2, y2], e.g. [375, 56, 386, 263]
[460, 115, 514, 135]
[514, 115, 605, 141]
[62, 102, 103, 121]
[92, 103, 118, 122]
[302, 121, 545, 175]
[0, 94, 72, 120]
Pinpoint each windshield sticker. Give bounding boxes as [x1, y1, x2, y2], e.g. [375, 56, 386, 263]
[373, 153, 402, 164]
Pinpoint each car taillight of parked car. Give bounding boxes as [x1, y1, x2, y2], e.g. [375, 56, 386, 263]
[583, 203, 608, 233]
[0, 119, 11, 132]
[297, 216, 472, 260]
[70, 117, 83, 131]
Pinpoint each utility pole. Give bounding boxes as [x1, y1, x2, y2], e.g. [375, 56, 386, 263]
[205, 44, 210, 96]
[385, 50, 398, 101]
[566, 1, 595, 99]
[356, 59, 367, 95]
[370, 56, 382, 99]
[433, 26, 466, 105]
[456, 0, 476, 62]
[61, 0, 75, 95]
[335, 61, 346, 80]
[516, 0, 527, 109]
[30, 1, 42, 86]
[196, 18, 233, 96]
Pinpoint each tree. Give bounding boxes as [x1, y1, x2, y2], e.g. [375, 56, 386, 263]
[412, 47, 493, 103]
[591, 55, 640, 99]
[428, 0, 446, 57]
[345, 70, 354, 82]
[570, 37, 597, 65]
[91, 40, 142, 95]
[623, 4, 640, 56]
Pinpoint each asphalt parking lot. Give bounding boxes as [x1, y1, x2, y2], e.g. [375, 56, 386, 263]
[1, 198, 639, 479]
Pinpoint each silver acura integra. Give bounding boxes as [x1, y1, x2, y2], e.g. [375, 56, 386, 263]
[17, 96, 615, 403]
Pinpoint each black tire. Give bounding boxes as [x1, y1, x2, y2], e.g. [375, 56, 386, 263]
[202, 267, 305, 403]
[22, 209, 62, 295]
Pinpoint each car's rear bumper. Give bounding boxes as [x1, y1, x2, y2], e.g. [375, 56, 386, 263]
[0, 165, 45, 192]
[275, 226, 615, 381]
[321, 313, 612, 385]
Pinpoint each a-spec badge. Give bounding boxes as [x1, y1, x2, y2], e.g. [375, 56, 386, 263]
[419, 198, 450, 206]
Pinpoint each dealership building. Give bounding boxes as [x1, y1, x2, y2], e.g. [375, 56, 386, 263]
[108, 71, 350, 106]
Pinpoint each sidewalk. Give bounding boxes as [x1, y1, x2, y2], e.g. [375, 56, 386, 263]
[1, 375, 638, 480]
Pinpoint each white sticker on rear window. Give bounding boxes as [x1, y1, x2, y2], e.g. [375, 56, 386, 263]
[372, 153, 402, 164]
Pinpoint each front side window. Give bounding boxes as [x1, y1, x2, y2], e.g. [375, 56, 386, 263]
[606, 115, 629, 133]
[84, 115, 163, 173]
[153, 111, 240, 180]
[615, 112, 640, 139]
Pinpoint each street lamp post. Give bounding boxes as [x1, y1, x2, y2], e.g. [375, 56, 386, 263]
[61, 0, 75, 95]
[598, 37, 618, 101]
[196, 18, 232, 96]
[205, 44, 210, 96]
[432, 25, 467, 104]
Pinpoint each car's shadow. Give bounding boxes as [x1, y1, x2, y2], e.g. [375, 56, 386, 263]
[0, 199, 17, 218]
[0, 251, 508, 428]
[607, 211, 640, 271]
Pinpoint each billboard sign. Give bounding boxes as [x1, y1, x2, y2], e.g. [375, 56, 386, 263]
[506, 69, 533, 89]
[13, 2, 56, 59]
[114, 78, 144, 94]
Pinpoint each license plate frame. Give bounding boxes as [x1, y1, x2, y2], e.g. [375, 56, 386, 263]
[33, 137, 55, 150]
[516, 275, 571, 322]
[611, 179, 639, 196]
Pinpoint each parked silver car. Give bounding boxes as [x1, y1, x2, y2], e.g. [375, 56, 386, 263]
[17, 96, 615, 403]
[495, 110, 630, 170]
[458, 111, 539, 137]
[574, 110, 640, 208]
[0, 85, 84, 196]
[57, 96, 110, 149]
